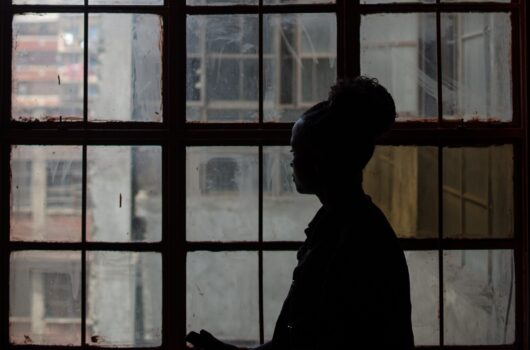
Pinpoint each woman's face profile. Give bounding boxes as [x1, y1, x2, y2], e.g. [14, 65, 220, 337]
[290, 119, 319, 195]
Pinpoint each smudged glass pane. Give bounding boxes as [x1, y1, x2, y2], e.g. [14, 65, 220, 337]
[88, 14, 162, 122]
[11, 146, 82, 242]
[90, 0, 162, 4]
[361, 13, 438, 121]
[444, 250, 515, 344]
[10, 251, 81, 346]
[12, 14, 84, 122]
[187, 252, 259, 348]
[187, 15, 259, 122]
[264, 14, 337, 122]
[263, 251, 297, 341]
[442, 0, 509, 2]
[362, 0, 433, 2]
[87, 146, 162, 242]
[187, 147, 258, 241]
[441, 13, 512, 121]
[405, 251, 439, 345]
[264, 0, 335, 3]
[443, 146, 513, 238]
[263, 147, 321, 241]
[364, 146, 438, 238]
[188, 0, 256, 4]
[87, 252, 162, 347]
[14, 0, 83, 3]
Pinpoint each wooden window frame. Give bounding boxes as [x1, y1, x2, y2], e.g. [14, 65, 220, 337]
[0, 0, 527, 349]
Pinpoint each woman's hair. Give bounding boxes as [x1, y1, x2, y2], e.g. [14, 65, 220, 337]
[300, 76, 396, 170]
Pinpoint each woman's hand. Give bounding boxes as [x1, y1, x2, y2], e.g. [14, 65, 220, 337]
[185, 330, 248, 350]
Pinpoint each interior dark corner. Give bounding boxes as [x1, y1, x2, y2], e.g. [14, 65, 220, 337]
[0, 0, 527, 349]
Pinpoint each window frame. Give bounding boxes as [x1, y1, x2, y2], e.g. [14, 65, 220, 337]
[0, 0, 527, 349]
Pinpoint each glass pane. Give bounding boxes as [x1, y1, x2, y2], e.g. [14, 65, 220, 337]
[187, 15, 259, 122]
[187, 252, 259, 347]
[362, 0, 433, 2]
[441, 13, 512, 121]
[87, 146, 162, 242]
[187, 147, 258, 241]
[364, 146, 438, 238]
[264, 14, 337, 122]
[87, 252, 162, 347]
[442, 0, 509, 2]
[444, 250, 515, 344]
[11, 146, 82, 242]
[14, 0, 83, 3]
[443, 146, 513, 238]
[13, 14, 84, 122]
[90, 0, 162, 4]
[405, 251, 439, 345]
[88, 14, 162, 122]
[264, 0, 335, 3]
[187, 0, 256, 4]
[10, 251, 81, 346]
[263, 251, 297, 341]
[361, 13, 438, 121]
[263, 147, 321, 241]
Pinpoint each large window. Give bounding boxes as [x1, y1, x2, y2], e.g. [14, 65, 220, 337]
[0, 0, 527, 349]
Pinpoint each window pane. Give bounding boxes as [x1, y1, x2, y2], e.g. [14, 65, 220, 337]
[362, 0, 433, 2]
[444, 250, 515, 344]
[442, 0, 509, 2]
[88, 14, 162, 122]
[187, 147, 258, 241]
[263, 147, 321, 241]
[13, 14, 84, 121]
[443, 145, 513, 238]
[364, 146, 438, 238]
[187, 0, 256, 4]
[263, 251, 297, 341]
[405, 251, 439, 345]
[264, 14, 337, 122]
[10, 251, 81, 346]
[87, 252, 162, 347]
[361, 13, 438, 121]
[87, 146, 162, 242]
[13, 0, 83, 4]
[187, 252, 259, 347]
[441, 13, 512, 121]
[90, 0, 162, 4]
[264, 0, 335, 3]
[11, 146, 82, 242]
[187, 15, 259, 122]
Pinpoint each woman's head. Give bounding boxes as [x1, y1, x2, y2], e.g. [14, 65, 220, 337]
[290, 76, 396, 195]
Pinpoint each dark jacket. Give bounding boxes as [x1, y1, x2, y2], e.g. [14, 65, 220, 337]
[256, 194, 414, 350]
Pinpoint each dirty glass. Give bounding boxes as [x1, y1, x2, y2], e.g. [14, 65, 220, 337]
[443, 146, 513, 238]
[263, 147, 321, 241]
[87, 146, 162, 242]
[263, 252, 297, 341]
[444, 250, 515, 344]
[364, 146, 438, 238]
[264, 14, 337, 122]
[10, 251, 81, 346]
[361, 13, 438, 121]
[90, 0, 163, 4]
[188, 0, 257, 4]
[187, 252, 259, 348]
[13, 0, 83, 4]
[187, 147, 258, 241]
[88, 14, 162, 122]
[442, 0, 509, 2]
[12, 14, 84, 122]
[362, 0, 434, 2]
[86, 252, 162, 347]
[264, 0, 336, 3]
[405, 251, 439, 345]
[441, 13, 512, 121]
[11, 146, 82, 242]
[187, 15, 259, 122]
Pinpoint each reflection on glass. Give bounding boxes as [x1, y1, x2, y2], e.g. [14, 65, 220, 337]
[405, 251, 439, 345]
[263, 147, 321, 241]
[264, 14, 337, 122]
[443, 146, 513, 238]
[187, 147, 258, 241]
[361, 13, 438, 120]
[441, 13, 512, 121]
[11, 146, 82, 242]
[87, 146, 162, 242]
[88, 14, 162, 122]
[187, 15, 259, 122]
[87, 252, 162, 347]
[263, 252, 297, 341]
[187, 252, 259, 348]
[364, 146, 438, 238]
[444, 250, 515, 344]
[13, 14, 84, 121]
[10, 251, 81, 346]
